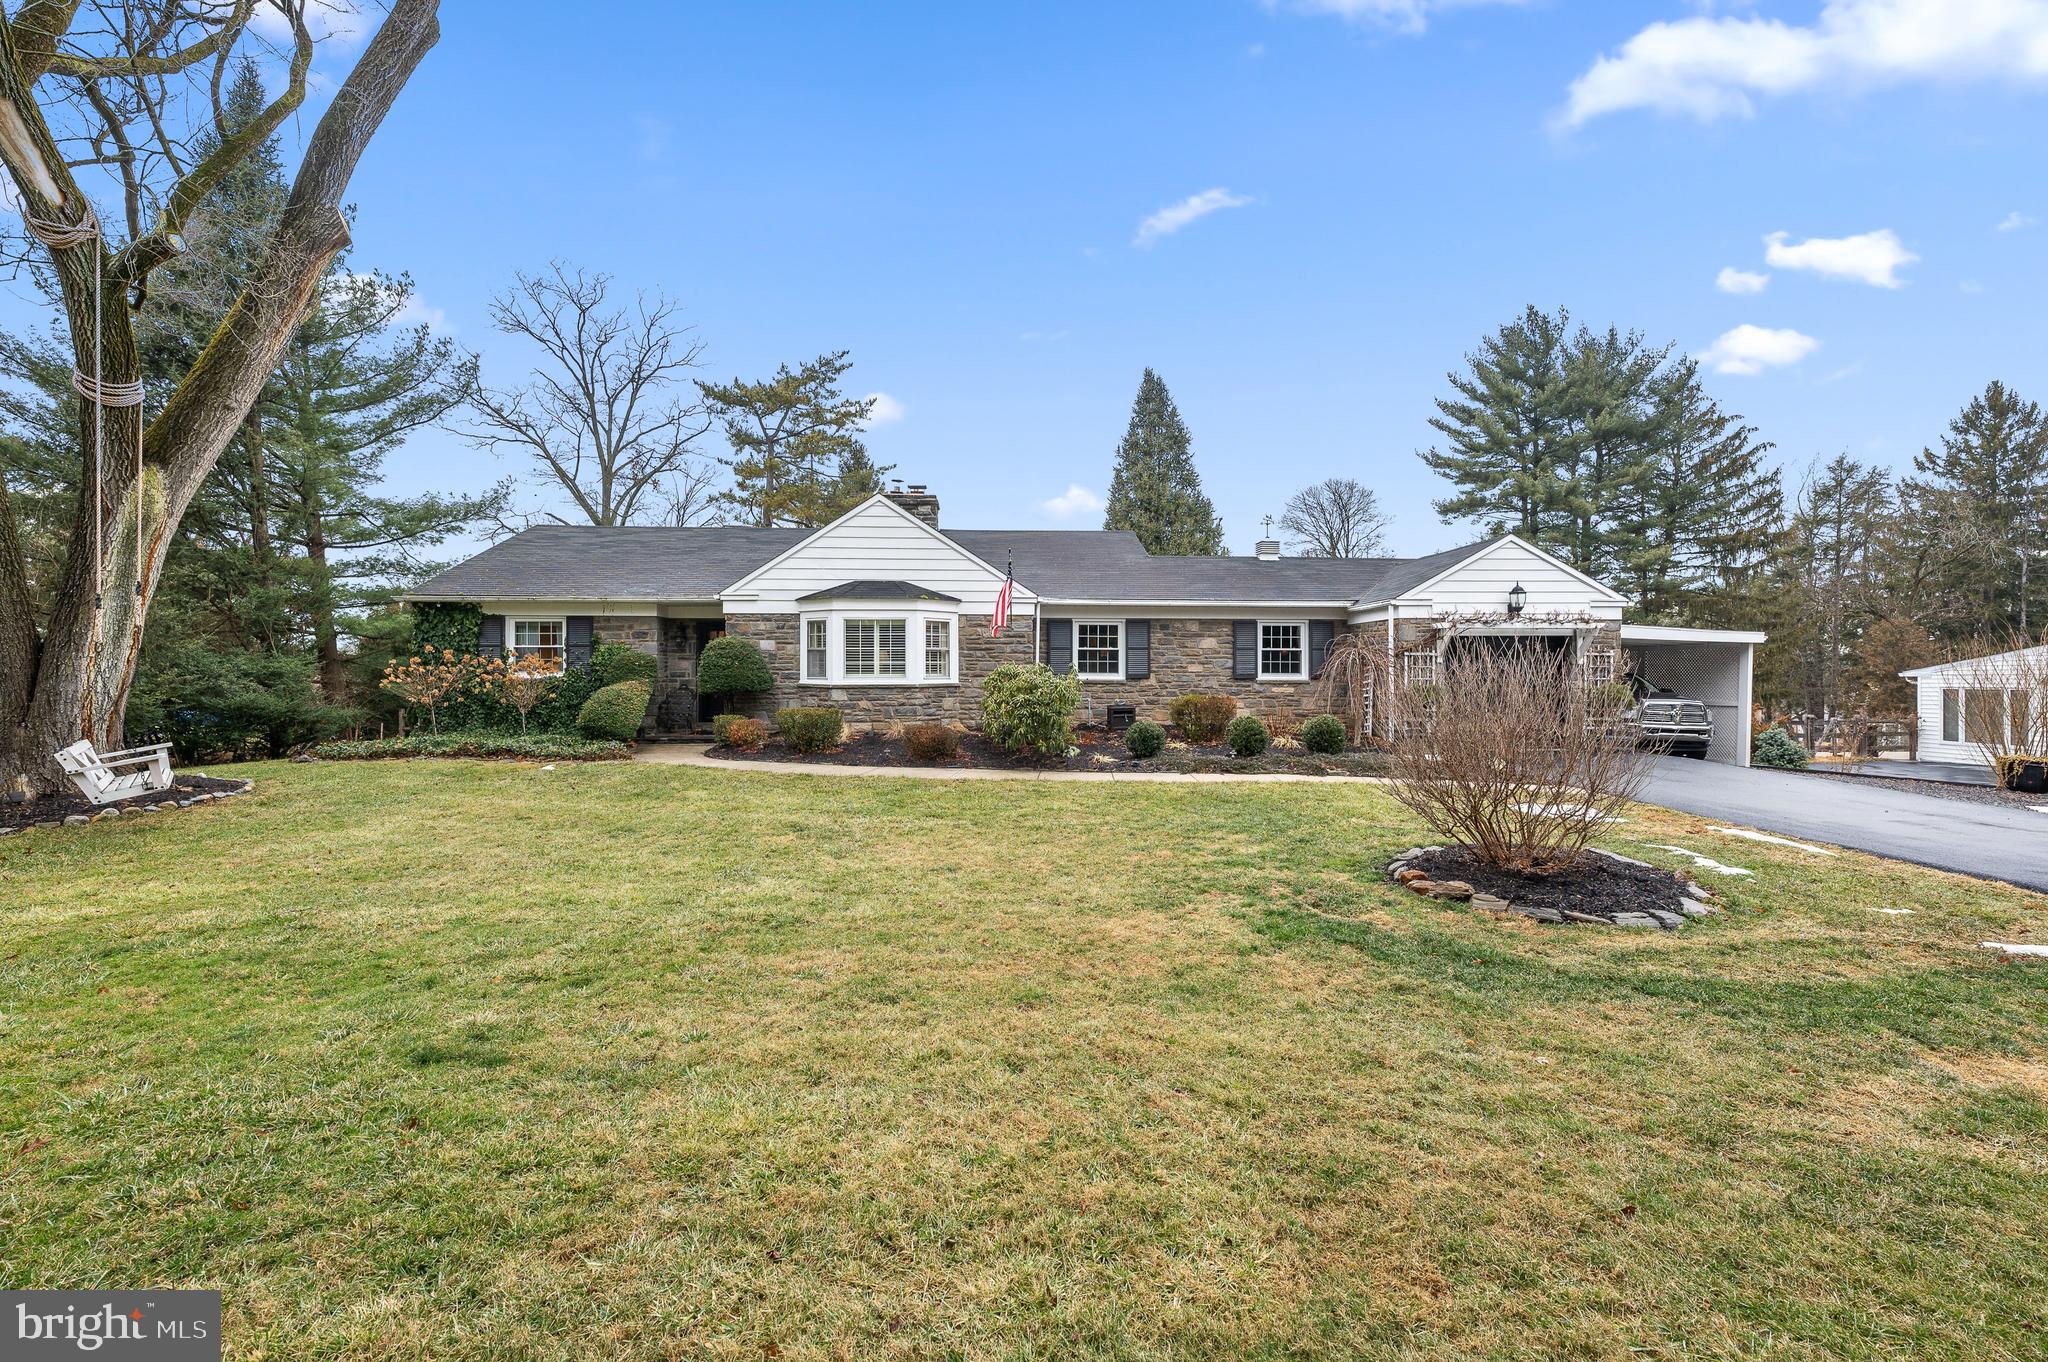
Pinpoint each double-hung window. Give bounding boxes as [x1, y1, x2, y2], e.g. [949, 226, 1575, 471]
[1075, 621, 1122, 678]
[804, 619, 828, 681]
[924, 620, 952, 678]
[510, 618, 566, 672]
[844, 619, 908, 678]
[1259, 622, 1305, 679]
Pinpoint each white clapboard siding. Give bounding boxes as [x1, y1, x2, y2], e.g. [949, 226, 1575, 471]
[1906, 648, 2045, 765]
[1418, 537, 1626, 619]
[721, 498, 1033, 611]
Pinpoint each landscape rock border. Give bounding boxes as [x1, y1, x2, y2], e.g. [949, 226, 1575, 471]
[0, 779, 254, 837]
[1387, 844, 1720, 931]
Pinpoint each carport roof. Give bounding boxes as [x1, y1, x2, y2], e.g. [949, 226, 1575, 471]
[1620, 624, 1766, 645]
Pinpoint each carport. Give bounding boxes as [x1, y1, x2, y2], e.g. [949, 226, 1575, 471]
[1619, 624, 1766, 767]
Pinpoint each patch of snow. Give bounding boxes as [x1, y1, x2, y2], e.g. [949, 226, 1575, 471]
[1871, 908, 1915, 916]
[1639, 843, 1755, 877]
[2030, 806, 2048, 815]
[1712, 827, 1838, 856]
[1981, 942, 2048, 958]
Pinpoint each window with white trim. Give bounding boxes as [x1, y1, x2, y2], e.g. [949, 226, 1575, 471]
[844, 618, 908, 678]
[510, 617, 566, 673]
[1401, 649, 1437, 685]
[1258, 622, 1305, 679]
[924, 619, 952, 678]
[804, 618, 827, 681]
[1075, 621, 1122, 678]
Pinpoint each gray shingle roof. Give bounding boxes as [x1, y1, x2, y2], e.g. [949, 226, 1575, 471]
[406, 521, 1506, 608]
[797, 580, 961, 602]
[407, 525, 810, 601]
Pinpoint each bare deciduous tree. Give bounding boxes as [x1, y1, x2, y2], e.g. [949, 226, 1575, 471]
[0, 0, 443, 797]
[467, 262, 717, 527]
[1386, 643, 1651, 873]
[1278, 477, 1388, 558]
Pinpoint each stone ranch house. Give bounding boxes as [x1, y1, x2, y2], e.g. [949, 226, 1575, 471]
[407, 487, 1765, 765]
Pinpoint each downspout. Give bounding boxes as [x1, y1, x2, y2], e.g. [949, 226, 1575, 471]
[1385, 607, 1396, 740]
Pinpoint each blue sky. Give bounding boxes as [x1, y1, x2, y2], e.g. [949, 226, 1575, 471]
[30, 0, 2048, 557]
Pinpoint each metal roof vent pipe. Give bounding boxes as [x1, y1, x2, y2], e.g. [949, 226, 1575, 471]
[1256, 539, 1282, 561]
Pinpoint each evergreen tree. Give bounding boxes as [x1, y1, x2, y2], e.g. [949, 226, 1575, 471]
[1553, 324, 1669, 577]
[1615, 358, 1782, 625]
[1421, 305, 1577, 544]
[700, 352, 891, 527]
[264, 267, 501, 700]
[1103, 368, 1225, 555]
[1896, 381, 2048, 640]
[1767, 456, 1894, 719]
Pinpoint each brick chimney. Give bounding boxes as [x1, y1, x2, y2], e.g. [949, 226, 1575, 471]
[886, 480, 940, 527]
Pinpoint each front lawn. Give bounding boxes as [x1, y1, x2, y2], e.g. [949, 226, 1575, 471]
[2, 761, 2044, 1360]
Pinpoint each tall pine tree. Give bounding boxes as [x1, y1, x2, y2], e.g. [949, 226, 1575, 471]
[1103, 368, 1225, 555]
[1896, 380, 2048, 640]
[1615, 358, 1781, 625]
[1421, 305, 1577, 545]
[700, 352, 891, 528]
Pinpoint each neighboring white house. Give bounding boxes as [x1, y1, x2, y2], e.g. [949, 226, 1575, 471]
[1899, 644, 2048, 764]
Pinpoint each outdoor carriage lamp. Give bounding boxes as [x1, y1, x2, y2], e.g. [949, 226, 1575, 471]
[1507, 583, 1527, 617]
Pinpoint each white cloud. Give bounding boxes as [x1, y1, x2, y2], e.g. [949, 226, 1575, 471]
[1998, 210, 2039, 231]
[1134, 187, 1252, 248]
[1037, 483, 1104, 520]
[1703, 324, 1819, 375]
[250, 0, 364, 49]
[1716, 266, 1770, 294]
[1247, 42, 1268, 57]
[1559, 0, 2048, 128]
[336, 271, 448, 330]
[1265, 0, 1525, 36]
[863, 392, 906, 426]
[1763, 228, 1917, 287]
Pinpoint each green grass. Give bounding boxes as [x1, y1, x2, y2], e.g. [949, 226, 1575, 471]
[2, 760, 2045, 1361]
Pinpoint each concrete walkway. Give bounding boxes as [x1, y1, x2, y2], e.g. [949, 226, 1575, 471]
[633, 742, 1389, 784]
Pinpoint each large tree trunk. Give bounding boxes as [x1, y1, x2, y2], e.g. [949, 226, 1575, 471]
[0, 1, 441, 798]
[300, 493, 349, 702]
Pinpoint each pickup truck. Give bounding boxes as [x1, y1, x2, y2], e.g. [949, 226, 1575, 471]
[1624, 676, 1714, 759]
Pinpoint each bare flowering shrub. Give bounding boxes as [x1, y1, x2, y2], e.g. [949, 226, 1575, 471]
[1386, 643, 1652, 873]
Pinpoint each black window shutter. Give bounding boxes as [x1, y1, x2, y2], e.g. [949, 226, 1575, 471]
[475, 613, 505, 658]
[1046, 618, 1073, 674]
[1309, 621, 1335, 678]
[565, 616, 595, 669]
[1233, 620, 1257, 679]
[1125, 620, 1150, 679]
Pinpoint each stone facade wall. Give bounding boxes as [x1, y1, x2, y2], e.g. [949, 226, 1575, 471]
[724, 613, 1036, 728]
[1062, 618, 1361, 727]
[593, 615, 699, 735]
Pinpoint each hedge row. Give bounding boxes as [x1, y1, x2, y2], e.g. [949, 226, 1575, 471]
[309, 734, 631, 762]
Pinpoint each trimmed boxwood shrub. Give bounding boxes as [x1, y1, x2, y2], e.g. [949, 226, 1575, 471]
[1301, 714, 1346, 755]
[722, 716, 767, 750]
[1227, 714, 1271, 757]
[1751, 726, 1810, 770]
[577, 680, 651, 741]
[981, 663, 1083, 754]
[711, 713, 741, 745]
[590, 642, 658, 688]
[777, 706, 845, 753]
[903, 723, 961, 761]
[1170, 694, 1238, 743]
[1123, 719, 1167, 759]
[698, 636, 773, 713]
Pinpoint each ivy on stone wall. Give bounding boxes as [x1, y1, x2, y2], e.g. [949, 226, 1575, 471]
[405, 603, 601, 736]
[412, 602, 483, 654]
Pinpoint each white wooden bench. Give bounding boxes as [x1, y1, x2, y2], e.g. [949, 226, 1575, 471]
[52, 739, 176, 806]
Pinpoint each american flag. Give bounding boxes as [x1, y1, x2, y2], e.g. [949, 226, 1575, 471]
[991, 557, 1014, 636]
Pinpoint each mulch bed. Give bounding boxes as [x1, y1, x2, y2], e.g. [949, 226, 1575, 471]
[0, 773, 248, 832]
[711, 725, 1389, 777]
[1396, 845, 1710, 929]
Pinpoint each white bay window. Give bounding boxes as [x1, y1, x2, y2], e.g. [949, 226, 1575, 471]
[797, 603, 959, 685]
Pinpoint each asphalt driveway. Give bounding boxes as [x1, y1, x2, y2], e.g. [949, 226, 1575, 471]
[1637, 756, 2048, 892]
